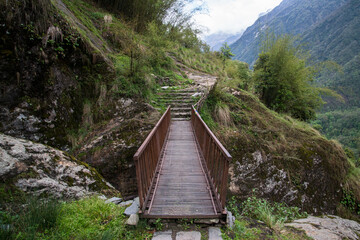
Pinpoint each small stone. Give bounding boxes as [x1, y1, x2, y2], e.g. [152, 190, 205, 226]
[118, 200, 133, 207]
[161, 86, 169, 89]
[176, 231, 201, 240]
[152, 230, 172, 240]
[98, 195, 107, 200]
[105, 197, 122, 204]
[191, 92, 202, 97]
[124, 197, 140, 216]
[208, 227, 222, 240]
[125, 214, 139, 226]
[194, 218, 219, 224]
[226, 211, 235, 229]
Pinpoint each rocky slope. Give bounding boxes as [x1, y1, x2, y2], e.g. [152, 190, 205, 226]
[0, 133, 117, 202]
[0, 0, 163, 198]
[74, 99, 159, 196]
[0, 0, 115, 149]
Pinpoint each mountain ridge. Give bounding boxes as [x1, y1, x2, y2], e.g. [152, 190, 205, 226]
[230, 0, 349, 66]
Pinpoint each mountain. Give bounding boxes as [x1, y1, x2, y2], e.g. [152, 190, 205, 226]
[230, 0, 349, 66]
[204, 31, 243, 51]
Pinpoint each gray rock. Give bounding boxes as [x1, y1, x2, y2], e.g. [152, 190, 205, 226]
[98, 195, 107, 200]
[226, 211, 235, 229]
[119, 200, 133, 207]
[176, 231, 201, 240]
[152, 230, 172, 240]
[194, 218, 219, 224]
[208, 227, 222, 240]
[105, 197, 122, 204]
[191, 92, 202, 98]
[125, 214, 139, 226]
[286, 215, 360, 240]
[124, 197, 140, 216]
[0, 133, 115, 199]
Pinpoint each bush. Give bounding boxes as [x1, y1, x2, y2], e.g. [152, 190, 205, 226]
[253, 34, 323, 121]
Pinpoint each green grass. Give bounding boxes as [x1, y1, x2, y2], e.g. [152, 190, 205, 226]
[1, 196, 153, 240]
[1, 197, 60, 240]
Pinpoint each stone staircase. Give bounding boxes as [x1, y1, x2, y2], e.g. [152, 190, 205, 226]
[157, 88, 202, 121]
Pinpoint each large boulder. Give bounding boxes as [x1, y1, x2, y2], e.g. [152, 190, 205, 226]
[0, 133, 117, 201]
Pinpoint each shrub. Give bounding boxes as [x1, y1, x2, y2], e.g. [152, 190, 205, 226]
[240, 195, 307, 230]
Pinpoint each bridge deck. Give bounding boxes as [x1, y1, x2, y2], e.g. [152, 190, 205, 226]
[144, 121, 219, 218]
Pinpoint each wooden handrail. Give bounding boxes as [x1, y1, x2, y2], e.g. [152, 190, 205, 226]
[191, 106, 232, 212]
[134, 106, 171, 211]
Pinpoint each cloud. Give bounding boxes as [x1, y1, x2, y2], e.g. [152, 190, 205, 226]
[192, 0, 282, 35]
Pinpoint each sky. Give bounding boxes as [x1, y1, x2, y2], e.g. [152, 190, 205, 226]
[190, 0, 283, 36]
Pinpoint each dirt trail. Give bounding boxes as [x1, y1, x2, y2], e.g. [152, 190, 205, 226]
[171, 57, 218, 90]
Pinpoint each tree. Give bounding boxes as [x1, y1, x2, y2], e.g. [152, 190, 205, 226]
[253, 34, 323, 121]
[220, 42, 234, 70]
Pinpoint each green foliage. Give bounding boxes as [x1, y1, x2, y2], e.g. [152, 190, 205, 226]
[224, 197, 311, 240]
[95, 0, 177, 32]
[225, 60, 253, 91]
[154, 218, 163, 231]
[313, 108, 360, 158]
[241, 195, 307, 227]
[254, 34, 323, 121]
[220, 43, 234, 60]
[222, 219, 258, 240]
[220, 42, 235, 70]
[341, 189, 360, 215]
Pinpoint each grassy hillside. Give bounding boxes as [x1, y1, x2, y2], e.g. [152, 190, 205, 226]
[199, 74, 360, 220]
[0, 0, 223, 149]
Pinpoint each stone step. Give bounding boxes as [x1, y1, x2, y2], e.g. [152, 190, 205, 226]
[171, 112, 190, 118]
[151, 228, 223, 240]
[157, 98, 193, 102]
[172, 117, 189, 121]
[172, 107, 191, 112]
[157, 96, 190, 100]
[170, 103, 193, 108]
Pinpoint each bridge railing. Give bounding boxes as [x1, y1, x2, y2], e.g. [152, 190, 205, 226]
[191, 106, 232, 212]
[134, 106, 171, 211]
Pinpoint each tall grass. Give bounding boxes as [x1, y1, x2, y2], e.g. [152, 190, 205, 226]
[1, 197, 61, 240]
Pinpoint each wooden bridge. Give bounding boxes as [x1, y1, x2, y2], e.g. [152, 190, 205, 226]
[133, 90, 232, 219]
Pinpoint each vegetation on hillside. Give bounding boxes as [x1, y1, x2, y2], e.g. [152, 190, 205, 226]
[198, 54, 360, 219]
[253, 35, 322, 121]
[229, 0, 360, 158]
